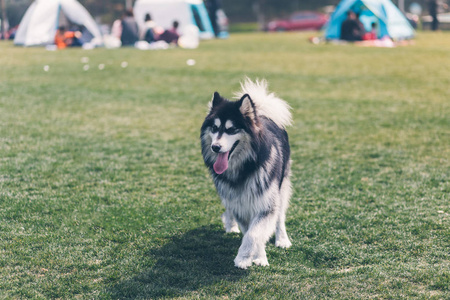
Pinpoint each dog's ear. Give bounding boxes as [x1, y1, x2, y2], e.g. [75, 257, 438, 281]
[208, 92, 223, 113]
[239, 94, 258, 124]
[212, 92, 223, 108]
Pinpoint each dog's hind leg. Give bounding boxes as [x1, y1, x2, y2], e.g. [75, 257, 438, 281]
[275, 178, 292, 249]
[221, 207, 240, 233]
[275, 214, 292, 248]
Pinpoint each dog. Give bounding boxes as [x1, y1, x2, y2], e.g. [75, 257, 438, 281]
[200, 78, 293, 269]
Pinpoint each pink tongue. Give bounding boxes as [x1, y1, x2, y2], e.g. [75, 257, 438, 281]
[213, 151, 229, 174]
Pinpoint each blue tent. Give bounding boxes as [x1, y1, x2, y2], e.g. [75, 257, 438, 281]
[325, 0, 414, 40]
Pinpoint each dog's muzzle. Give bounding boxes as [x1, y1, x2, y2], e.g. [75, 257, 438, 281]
[211, 144, 221, 153]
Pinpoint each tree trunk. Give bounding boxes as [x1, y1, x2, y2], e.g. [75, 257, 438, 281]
[398, 0, 405, 12]
[0, 0, 6, 40]
[125, 0, 133, 10]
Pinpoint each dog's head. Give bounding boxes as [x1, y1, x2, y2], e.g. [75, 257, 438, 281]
[201, 92, 258, 175]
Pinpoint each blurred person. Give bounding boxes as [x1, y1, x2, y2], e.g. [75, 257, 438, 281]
[8, 25, 18, 40]
[54, 26, 81, 49]
[111, 13, 123, 39]
[141, 13, 157, 43]
[158, 20, 180, 45]
[429, 0, 439, 31]
[205, 0, 220, 36]
[356, 13, 366, 35]
[77, 26, 94, 45]
[363, 22, 377, 40]
[121, 9, 139, 46]
[168, 20, 179, 36]
[340, 11, 364, 41]
[68, 25, 90, 47]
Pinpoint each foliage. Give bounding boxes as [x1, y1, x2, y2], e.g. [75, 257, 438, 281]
[2, 0, 437, 27]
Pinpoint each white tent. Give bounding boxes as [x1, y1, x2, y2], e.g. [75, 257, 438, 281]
[134, 0, 215, 39]
[14, 0, 102, 46]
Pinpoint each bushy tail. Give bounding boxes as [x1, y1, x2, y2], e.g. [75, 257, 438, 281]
[234, 78, 292, 129]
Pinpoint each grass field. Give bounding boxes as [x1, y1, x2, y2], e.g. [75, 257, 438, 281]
[0, 31, 449, 299]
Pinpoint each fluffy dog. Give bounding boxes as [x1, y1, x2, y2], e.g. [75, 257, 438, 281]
[200, 79, 293, 269]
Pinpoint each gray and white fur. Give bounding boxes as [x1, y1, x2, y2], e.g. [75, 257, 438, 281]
[200, 79, 293, 269]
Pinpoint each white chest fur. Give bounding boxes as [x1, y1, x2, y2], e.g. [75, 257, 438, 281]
[216, 175, 279, 223]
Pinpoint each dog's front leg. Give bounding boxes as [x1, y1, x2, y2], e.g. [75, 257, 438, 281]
[221, 207, 240, 233]
[234, 210, 277, 269]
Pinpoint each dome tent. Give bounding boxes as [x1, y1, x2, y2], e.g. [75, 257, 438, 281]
[325, 0, 414, 40]
[14, 0, 102, 47]
[134, 0, 215, 40]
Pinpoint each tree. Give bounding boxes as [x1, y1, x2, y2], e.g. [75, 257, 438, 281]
[1, 0, 7, 39]
[2, 0, 436, 31]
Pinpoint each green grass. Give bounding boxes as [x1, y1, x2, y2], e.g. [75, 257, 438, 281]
[229, 22, 259, 33]
[0, 32, 449, 299]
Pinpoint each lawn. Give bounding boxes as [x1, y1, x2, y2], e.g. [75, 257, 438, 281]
[0, 31, 448, 299]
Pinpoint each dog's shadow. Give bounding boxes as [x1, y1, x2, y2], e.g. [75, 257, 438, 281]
[107, 225, 248, 299]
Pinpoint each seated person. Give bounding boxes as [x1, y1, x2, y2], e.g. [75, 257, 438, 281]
[121, 10, 139, 46]
[340, 11, 364, 41]
[141, 13, 157, 43]
[69, 25, 91, 46]
[158, 21, 180, 45]
[54, 26, 81, 49]
[363, 22, 377, 40]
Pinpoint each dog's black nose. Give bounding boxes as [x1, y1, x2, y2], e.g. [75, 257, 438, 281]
[211, 144, 221, 153]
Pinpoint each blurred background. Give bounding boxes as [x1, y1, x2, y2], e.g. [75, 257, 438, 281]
[1, 0, 449, 38]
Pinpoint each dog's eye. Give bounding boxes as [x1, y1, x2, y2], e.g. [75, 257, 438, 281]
[211, 125, 219, 133]
[225, 127, 238, 135]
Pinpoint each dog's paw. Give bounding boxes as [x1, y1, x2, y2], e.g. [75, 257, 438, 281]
[234, 256, 252, 269]
[226, 225, 240, 233]
[222, 213, 240, 233]
[253, 256, 269, 267]
[275, 238, 292, 249]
